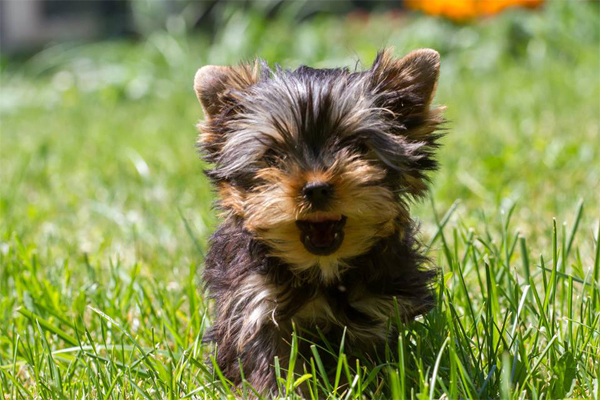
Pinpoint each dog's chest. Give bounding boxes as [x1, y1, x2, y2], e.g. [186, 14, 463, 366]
[288, 284, 395, 339]
[292, 294, 335, 322]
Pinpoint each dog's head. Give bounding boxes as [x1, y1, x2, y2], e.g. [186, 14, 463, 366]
[195, 49, 444, 282]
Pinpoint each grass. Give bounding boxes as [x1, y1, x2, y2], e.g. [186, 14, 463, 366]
[1, 1, 599, 398]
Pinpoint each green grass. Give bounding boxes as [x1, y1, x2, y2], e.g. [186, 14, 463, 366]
[1, 1, 599, 398]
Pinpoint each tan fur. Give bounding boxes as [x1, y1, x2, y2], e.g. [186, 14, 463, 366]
[218, 182, 246, 218]
[241, 154, 405, 283]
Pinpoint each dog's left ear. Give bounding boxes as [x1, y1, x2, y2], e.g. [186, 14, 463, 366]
[370, 48, 440, 120]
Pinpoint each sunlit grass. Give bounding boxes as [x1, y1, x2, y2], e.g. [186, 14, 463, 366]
[1, 1, 599, 398]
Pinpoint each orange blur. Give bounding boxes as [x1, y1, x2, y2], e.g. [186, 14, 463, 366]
[405, 0, 544, 21]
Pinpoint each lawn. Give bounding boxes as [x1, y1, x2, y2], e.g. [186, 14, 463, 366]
[1, 1, 599, 398]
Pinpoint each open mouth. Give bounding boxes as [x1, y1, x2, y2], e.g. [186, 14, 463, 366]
[295, 214, 347, 256]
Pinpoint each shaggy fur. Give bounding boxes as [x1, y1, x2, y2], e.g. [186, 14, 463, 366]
[194, 48, 445, 394]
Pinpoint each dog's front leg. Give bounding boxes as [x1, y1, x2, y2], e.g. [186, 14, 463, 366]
[209, 273, 292, 395]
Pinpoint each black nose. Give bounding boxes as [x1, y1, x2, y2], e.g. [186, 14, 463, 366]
[303, 182, 333, 208]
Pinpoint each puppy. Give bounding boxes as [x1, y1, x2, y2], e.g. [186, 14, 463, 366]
[194, 48, 444, 394]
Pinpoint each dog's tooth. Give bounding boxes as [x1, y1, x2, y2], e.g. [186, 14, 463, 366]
[302, 234, 310, 246]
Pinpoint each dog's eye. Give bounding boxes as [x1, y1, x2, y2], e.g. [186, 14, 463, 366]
[355, 143, 369, 155]
[263, 150, 279, 167]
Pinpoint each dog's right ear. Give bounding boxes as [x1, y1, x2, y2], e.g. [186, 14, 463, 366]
[194, 63, 260, 119]
[194, 66, 231, 119]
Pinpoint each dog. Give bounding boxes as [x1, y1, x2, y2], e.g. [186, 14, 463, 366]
[194, 48, 444, 394]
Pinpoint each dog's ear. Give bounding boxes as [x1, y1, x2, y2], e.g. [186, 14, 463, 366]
[369, 49, 444, 198]
[194, 66, 231, 119]
[194, 62, 260, 119]
[195, 62, 261, 162]
[370, 48, 440, 122]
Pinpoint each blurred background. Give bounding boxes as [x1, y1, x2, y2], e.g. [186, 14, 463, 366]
[1, 0, 599, 271]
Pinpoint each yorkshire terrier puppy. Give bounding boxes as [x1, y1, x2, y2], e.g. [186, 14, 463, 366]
[194, 48, 444, 393]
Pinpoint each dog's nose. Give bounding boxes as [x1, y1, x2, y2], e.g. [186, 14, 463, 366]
[303, 182, 333, 208]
